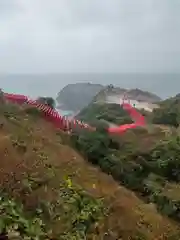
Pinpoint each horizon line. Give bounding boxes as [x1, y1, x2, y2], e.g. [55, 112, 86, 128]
[0, 72, 179, 75]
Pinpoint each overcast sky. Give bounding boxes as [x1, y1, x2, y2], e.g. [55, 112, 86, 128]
[0, 0, 180, 98]
[0, 0, 179, 73]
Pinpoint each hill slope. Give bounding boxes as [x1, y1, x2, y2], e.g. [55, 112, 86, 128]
[0, 103, 179, 238]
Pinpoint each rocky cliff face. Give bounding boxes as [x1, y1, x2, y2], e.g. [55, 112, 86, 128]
[94, 86, 162, 103]
[56, 83, 104, 112]
[56, 83, 162, 113]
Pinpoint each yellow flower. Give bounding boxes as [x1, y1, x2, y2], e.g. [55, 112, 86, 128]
[66, 177, 72, 188]
[92, 184, 96, 189]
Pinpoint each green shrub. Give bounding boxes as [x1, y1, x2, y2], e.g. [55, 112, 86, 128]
[0, 178, 104, 239]
[149, 136, 180, 181]
[0, 194, 46, 239]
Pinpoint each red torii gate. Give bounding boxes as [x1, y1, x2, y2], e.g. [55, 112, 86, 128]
[3, 92, 146, 134]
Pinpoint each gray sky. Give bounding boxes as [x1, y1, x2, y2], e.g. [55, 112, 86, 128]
[0, 0, 180, 73]
[0, 0, 180, 99]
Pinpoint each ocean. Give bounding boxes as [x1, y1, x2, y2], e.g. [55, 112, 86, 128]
[0, 73, 180, 100]
[56, 109, 74, 117]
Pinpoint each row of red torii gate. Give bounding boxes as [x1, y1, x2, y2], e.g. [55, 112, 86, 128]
[3, 92, 146, 134]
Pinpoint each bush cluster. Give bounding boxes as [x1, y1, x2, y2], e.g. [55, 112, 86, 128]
[71, 129, 180, 222]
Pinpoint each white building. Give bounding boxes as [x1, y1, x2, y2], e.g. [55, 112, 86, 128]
[105, 95, 159, 112]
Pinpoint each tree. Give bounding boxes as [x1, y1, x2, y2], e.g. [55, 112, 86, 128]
[36, 97, 55, 109]
[151, 95, 180, 127]
[0, 89, 4, 103]
[150, 136, 180, 181]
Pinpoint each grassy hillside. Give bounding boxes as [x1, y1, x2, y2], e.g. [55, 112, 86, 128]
[0, 102, 180, 238]
[73, 94, 180, 237]
[71, 115, 180, 225]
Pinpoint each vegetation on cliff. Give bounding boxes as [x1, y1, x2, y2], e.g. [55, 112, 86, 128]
[77, 103, 133, 125]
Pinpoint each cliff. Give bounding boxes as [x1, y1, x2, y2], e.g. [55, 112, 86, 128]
[94, 85, 162, 103]
[56, 83, 161, 113]
[56, 83, 104, 112]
